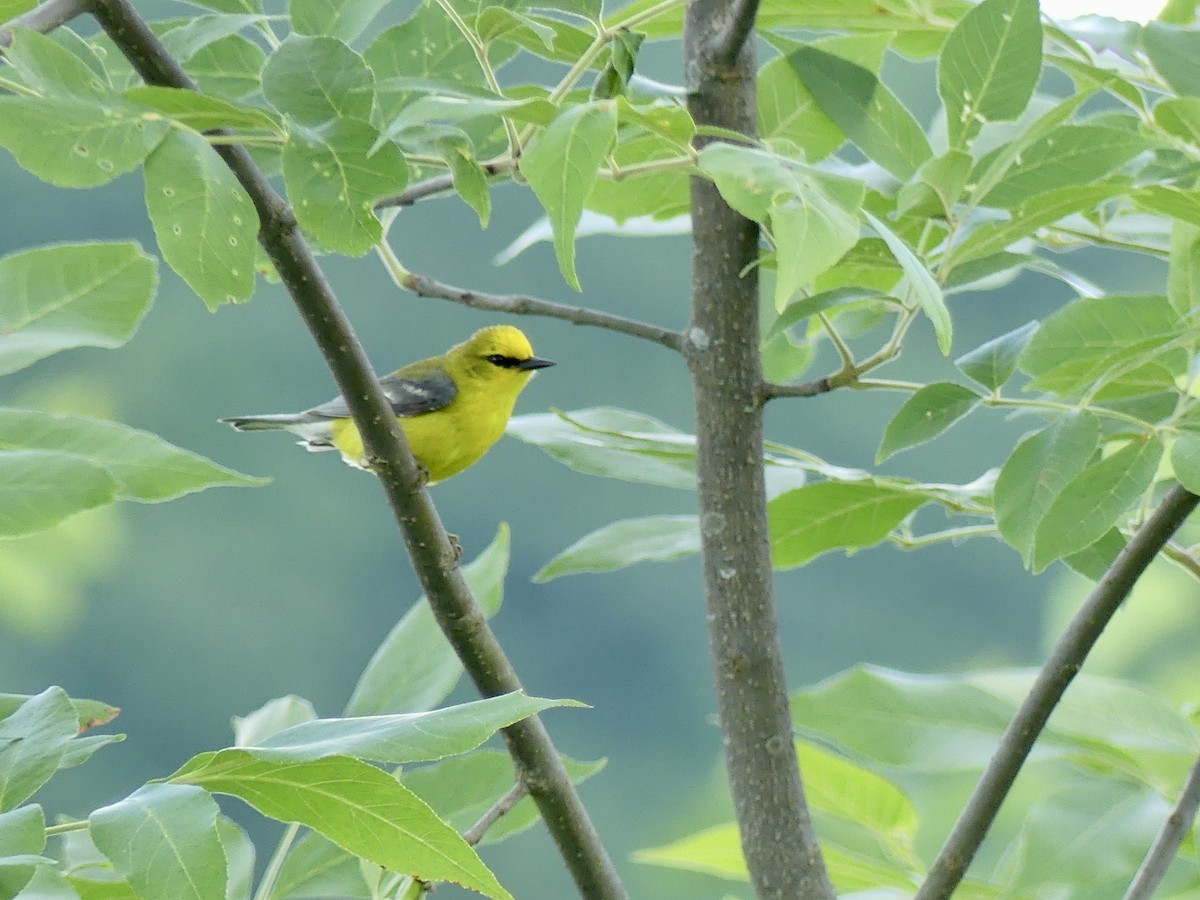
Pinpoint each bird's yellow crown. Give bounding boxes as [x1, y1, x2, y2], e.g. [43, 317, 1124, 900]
[449, 325, 539, 379]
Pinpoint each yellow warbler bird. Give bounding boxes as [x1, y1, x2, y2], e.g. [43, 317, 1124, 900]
[220, 325, 554, 483]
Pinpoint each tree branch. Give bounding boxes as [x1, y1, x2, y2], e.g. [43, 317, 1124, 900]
[706, 0, 760, 68]
[0, 0, 90, 45]
[1124, 748, 1200, 899]
[916, 484, 1200, 900]
[464, 778, 530, 846]
[761, 377, 835, 400]
[87, 2, 626, 896]
[376, 159, 517, 210]
[403, 271, 685, 352]
[684, 1, 834, 896]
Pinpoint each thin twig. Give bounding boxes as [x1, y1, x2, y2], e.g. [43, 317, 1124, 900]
[707, 0, 760, 68]
[376, 159, 516, 210]
[87, 3, 627, 896]
[760, 377, 835, 399]
[1124, 750, 1200, 900]
[403, 272, 685, 352]
[0, 0, 90, 45]
[916, 484, 1200, 900]
[464, 778, 530, 846]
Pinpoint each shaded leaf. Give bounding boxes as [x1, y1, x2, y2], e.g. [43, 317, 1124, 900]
[788, 46, 932, 179]
[954, 320, 1038, 389]
[261, 35, 374, 126]
[876, 383, 980, 463]
[994, 413, 1099, 564]
[1032, 436, 1162, 572]
[0, 688, 79, 812]
[535, 515, 700, 581]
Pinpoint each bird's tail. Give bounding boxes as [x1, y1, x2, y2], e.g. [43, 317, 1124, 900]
[219, 413, 311, 432]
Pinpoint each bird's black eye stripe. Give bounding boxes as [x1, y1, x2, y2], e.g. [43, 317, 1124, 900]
[485, 353, 522, 368]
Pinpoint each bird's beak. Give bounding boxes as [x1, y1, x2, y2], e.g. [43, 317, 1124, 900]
[518, 356, 556, 371]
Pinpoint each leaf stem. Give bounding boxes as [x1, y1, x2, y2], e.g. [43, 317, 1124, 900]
[252, 822, 300, 900]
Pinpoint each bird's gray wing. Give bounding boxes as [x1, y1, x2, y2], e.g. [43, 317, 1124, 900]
[306, 370, 457, 419]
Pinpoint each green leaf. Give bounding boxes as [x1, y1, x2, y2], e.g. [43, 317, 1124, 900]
[520, 101, 618, 290]
[756, 54, 843, 161]
[974, 125, 1151, 209]
[947, 180, 1130, 268]
[170, 752, 512, 900]
[507, 408, 696, 489]
[698, 144, 864, 308]
[0, 94, 170, 188]
[955, 321, 1038, 389]
[270, 830, 369, 899]
[261, 35, 374, 126]
[1063, 527, 1125, 582]
[0, 451, 115, 537]
[1168, 222, 1200, 315]
[0, 804, 45, 856]
[160, 15, 267, 62]
[633, 823, 747, 881]
[3, 28, 109, 98]
[535, 515, 700, 581]
[90, 784, 227, 900]
[994, 413, 1100, 564]
[1019, 295, 1184, 395]
[1132, 185, 1200, 228]
[1032, 436, 1163, 572]
[0, 693, 119, 732]
[938, 0, 1042, 147]
[437, 135, 491, 227]
[283, 119, 409, 257]
[232, 695, 318, 747]
[1171, 432, 1200, 494]
[186, 34, 266, 100]
[125, 86, 280, 134]
[252, 693, 580, 764]
[876, 383, 981, 463]
[897, 149, 972, 217]
[144, 129, 258, 309]
[0, 688, 79, 812]
[1153, 96, 1200, 145]
[217, 816, 255, 900]
[346, 525, 509, 716]
[769, 481, 926, 568]
[790, 665, 1018, 771]
[1143, 22, 1200, 97]
[863, 210, 951, 354]
[291, 0, 390, 42]
[0, 242, 156, 376]
[787, 47, 933, 179]
[0, 409, 265, 502]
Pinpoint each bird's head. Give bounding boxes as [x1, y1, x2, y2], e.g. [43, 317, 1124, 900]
[453, 325, 555, 383]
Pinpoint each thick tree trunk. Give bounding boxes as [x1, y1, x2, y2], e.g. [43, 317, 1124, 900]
[683, 2, 835, 897]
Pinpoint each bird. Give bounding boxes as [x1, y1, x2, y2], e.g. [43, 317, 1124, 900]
[220, 325, 554, 483]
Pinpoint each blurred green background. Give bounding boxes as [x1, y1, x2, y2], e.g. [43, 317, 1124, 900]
[0, 5, 1191, 898]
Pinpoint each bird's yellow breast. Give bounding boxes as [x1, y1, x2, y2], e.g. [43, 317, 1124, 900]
[329, 374, 525, 482]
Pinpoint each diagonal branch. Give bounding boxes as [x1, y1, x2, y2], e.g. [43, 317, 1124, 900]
[706, 0, 760, 69]
[403, 272, 685, 352]
[376, 160, 517, 210]
[0, 0, 90, 44]
[86, 2, 626, 896]
[1124, 749, 1200, 900]
[916, 484, 1200, 900]
[464, 777, 530, 846]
